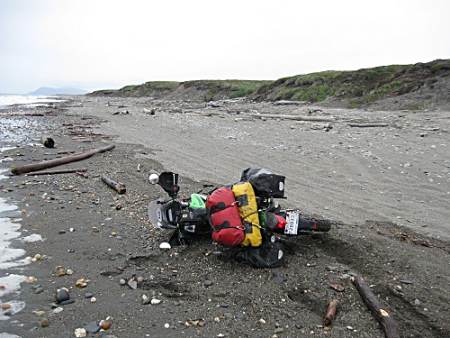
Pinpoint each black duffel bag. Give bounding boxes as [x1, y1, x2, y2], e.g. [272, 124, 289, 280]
[240, 168, 285, 198]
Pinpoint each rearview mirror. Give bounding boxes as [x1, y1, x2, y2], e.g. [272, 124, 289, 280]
[158, 172, 180, 198]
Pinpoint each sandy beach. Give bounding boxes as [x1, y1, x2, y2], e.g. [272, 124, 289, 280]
[0, 97, 449, 338]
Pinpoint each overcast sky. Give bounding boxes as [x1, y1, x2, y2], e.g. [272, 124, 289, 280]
[0, 0, 449, 93]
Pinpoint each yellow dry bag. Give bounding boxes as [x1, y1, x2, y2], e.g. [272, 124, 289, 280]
[232, 182, 262, 247]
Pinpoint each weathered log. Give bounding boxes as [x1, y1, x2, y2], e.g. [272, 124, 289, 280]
[26, 168, 87, 176]
[101, 175, 126, 194]
[323, 299, 339, 326]
[348, 123, 388, 128]
[351, 276, 400, 338]
[250, 113, 335, 122]
[11, 144, 115, 175]
[40, 136, 55, 148]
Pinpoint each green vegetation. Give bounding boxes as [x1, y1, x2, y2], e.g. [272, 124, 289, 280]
[89, 59, 449, 108]
[254, 59, 450, 107]
[90, 79, 269, 101]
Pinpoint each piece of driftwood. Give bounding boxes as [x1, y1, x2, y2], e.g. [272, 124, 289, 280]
[26, 168, 87, 176]
[348, 123, 388, 128]
[40, 136, 55, 148]
[249, 113, 335, 122]
[11, 144, 115, 175]
[352, 276, 399, 338]
[323, 299, 339, 326]
[101, 175, 126, 194]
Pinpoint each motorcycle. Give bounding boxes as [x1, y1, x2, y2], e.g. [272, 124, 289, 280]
[147, 170, 332, 248]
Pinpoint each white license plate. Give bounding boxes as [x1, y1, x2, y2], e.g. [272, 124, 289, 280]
[284, 211, 299, 235]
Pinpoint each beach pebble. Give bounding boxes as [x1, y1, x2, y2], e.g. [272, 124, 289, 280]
[1, 303, 12, 310]
[159, 242, 171, 250]
[55, 266, 66, 277]
[84, 292, 94, 299]
[151, 298, 162, 305]
[32, 310, 46, 317]
[52, 307, 63, 314]
[164, 323, 170, 329]
[55, 288, 70, 303]
[90, 297, 97, 303]
[119, 278, 126, 285]
[85, 321, 100, 333]
[75, 277, 89, 288]
[142, 294, 150, 305]
[99, 319, 112, 330]
[39, 318, 50, 327]
[25, 276, 38, 283]
[74, 328, 87, 337]
[59, 299, 75, 306]
[127, 277, 138, 290]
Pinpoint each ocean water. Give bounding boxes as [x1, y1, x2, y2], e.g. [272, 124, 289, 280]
[0, 94, 64, 109]
[0, 97, 49, 334]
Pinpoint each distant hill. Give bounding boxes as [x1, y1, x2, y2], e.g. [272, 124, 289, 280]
[90, 80, 271, 102]
[89, 59, 450, 109]
[30, 87, 87, 96]
[253, 59, 450, 110]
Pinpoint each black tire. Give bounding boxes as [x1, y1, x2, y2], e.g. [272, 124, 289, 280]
[298, 215, 332, 233]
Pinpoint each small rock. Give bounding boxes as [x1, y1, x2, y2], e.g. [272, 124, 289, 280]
[25, 276, 38, 283]
[274, 328, 284, 334]
[66, 268, 74, 275]
[75, 277, 89, 288]
[329, 283, 345, 292]
[151, 298, 162, 305]
[204, 280, 213, 287]
[159, 242, 171, 250]
[119, 278, 126, 286]
[90, 297, 97, 303]
[1, 303, 12, 310]
[39, 318, 49, 327]
[259, 318, 266, 324]
[52, 307, 63, 314]
[84, 292, 94, 299]
[74, 328, 87, 337]
[99, 319, 112, 330]
[55, 288, 70, 303]
[85, 321, 100, 334]
[34, 286, 44, 294]
[55, 266, 66, 277]
[127, 277, 138, 290]
[346, 326, 354, 330]
[33, 253, 43, 261]
[142, 294, 150, 305]
[32, 310, 46, 317]
[59, 299, 75, 306]
[164, 323, 170, 329]
[414, 299, 421, 306]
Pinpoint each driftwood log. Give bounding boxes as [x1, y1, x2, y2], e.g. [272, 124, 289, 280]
[40, 136, 55, 148]
[26, 168, 87, 176]
[250, 113, 335, 122]
[101, 175, 126, 194]
[352, 276, 400, 338]
[11, 144, 115, 175]
[348, 123, 389, 128]
[323, 299, 339, 326]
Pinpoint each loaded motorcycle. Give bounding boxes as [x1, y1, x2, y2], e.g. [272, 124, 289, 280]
[147, 169, 332, 267]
